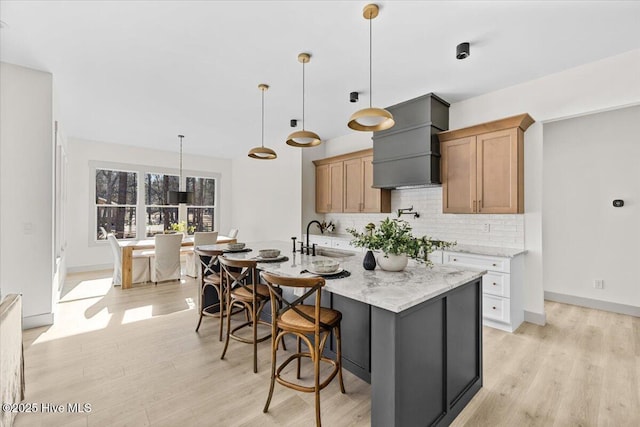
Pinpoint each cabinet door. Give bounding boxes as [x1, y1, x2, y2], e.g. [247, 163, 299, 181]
[343, 158, 363, 212]
[315, 164, 330, 213]
[329, 161, 344, 213]
[442, 136, 477, 213]
[362, 155, 388, 212]
[477, 128, 521, 213]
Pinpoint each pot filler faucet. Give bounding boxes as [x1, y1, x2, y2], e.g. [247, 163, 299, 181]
[301, 220, 323, 256]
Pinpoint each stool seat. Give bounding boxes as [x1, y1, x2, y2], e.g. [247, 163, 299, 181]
[279, 305, 342, 333]
[231, 283, 270, 300]
[203, 272, 221, 285]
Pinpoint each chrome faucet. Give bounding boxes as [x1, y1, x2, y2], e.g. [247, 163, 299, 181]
[303, 220, 323, 255]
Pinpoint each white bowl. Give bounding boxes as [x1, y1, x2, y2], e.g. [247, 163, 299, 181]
[258, 249, 280, 259]
[311, 259, 339, 273]
[228, 242, 245, 250]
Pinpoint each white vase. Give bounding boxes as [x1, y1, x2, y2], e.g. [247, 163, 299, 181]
[376, 253, 408, 272]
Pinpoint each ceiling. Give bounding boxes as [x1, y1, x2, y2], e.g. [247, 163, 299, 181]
[1, 1, 639, 158]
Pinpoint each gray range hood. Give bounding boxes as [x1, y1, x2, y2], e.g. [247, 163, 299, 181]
[372, 93, 450, 189]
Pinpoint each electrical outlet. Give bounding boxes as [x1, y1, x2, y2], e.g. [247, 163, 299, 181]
[482, 223, 490, 233]
[594, 279, 604, 289]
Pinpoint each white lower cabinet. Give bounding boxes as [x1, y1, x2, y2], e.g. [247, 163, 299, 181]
[442, 250, 524, 333]
[306, 235, 362, 253]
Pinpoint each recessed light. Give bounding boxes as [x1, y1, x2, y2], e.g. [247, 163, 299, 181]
[0, 20, 8, 29]
[456, 42, 470, 60]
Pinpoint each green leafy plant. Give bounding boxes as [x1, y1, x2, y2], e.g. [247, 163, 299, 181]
[347, 218, 455, 267]
[169, 221, 196, 234]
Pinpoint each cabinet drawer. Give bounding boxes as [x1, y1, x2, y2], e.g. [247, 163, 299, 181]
[428, 250, 443, 264]
[308, 235, 332, 248]
[443, 251, 510, 273]
[483, 294, 510, 323]
[482, 272, 510, 297]
[331, 238, 361, 252]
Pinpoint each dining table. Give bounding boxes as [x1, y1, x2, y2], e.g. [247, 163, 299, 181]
[118, 234, 237, 289]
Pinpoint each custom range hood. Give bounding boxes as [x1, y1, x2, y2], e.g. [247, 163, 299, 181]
[372, 93, 450, 189]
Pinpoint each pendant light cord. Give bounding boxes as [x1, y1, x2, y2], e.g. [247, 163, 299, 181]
[179, 135, 184, 191]
[302, 59, 306, 130]
[261, 88, 265, 148]
[369, 14, 373, 108]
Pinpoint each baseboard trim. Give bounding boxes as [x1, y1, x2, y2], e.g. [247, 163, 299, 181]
[524, 310, 546, 326]
[23, 312, 54, 329]
[544, 291, 640, 317]
[67, 263, 112, 273]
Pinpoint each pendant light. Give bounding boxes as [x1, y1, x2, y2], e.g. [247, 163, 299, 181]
[167, 134, 194, 204]
[348, 4, 395, 132]
[248, 84, 277, 160]
[286, 53, 322, 147]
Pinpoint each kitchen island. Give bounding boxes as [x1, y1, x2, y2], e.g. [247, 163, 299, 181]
[208, 240, 486, 427]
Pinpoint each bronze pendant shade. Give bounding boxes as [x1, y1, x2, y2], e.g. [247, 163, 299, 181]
[348, 4, 395, 132]
[248, 84, 277, 160]
[286, 53, 322, 147]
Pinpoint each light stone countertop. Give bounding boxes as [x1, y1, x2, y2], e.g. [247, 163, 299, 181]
[203, 240, 486, 314]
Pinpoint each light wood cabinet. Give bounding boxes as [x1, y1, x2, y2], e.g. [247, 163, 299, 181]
[315, 161, 343, 213]
[439, 114, 533, 214]
[313, 149, 390, 214]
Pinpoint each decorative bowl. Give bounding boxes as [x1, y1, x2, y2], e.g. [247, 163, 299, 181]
[311, 259, 339, 273]
[258, 249, 280, 259]
[228, 242, 246, 251]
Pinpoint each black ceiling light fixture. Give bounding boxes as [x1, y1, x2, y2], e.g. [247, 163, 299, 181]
[456, 42, 470, 60]
[167, 134, 194, 204]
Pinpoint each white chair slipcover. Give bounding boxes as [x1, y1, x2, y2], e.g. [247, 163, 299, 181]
[149, 233, 183, 284]
[107, 234, 150, 285]
[185, 231, 219, 278]
[228, 228, 239, 239]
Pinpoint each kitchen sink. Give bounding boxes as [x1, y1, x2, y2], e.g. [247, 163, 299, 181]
[316, 248, 356, 258]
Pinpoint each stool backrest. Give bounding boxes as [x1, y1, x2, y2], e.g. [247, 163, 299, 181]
[218, 256, 258, 299]
[195, 248, 223, 278]
[260, 272, 327, 333]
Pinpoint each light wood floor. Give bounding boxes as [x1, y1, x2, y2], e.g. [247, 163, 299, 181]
[15, 270, 639, 427]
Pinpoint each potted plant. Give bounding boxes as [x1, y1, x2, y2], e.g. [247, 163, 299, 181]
[168, 221, 195, 237]
[347, 218, 455, 271]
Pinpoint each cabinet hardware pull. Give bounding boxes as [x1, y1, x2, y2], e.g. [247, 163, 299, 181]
[473, 200, 476, 212]
[493, 282, 497, 286]
[453, 258, 457, 261]
[492, 306, 497, 310]
[492, 263, 497, 266]
[479, 199, 482, 212]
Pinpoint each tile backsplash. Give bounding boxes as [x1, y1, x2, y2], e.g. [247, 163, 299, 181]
[326, 187, 524, 248]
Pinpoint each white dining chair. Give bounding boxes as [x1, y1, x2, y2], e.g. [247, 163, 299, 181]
[107, 234, 150, 286]
[228, 228, 239, 239]
[149, 233, 183, 284]
[185, 231, 219, 278]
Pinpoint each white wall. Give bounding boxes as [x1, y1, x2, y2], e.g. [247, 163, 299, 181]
[0, 63, 55, 327]
[450, 49, 640, 322]
[543, 106, 640, 307]
[65, 138, 233, 270]
[231, 145, 302, 243]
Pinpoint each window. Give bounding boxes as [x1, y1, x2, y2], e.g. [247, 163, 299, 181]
[186, 176, 216, 233]
[95, 168, 137, 239]
[91, 161, 220, 243]
[145, 173, 179, 237]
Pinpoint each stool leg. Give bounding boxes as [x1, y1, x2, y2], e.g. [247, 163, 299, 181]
[221, 290, 232, 360]
[253, 298, 258, 373]
[218, 286, 224, 341]
[335, 325, 346, 394]
[195, 312, 203, 332]
[296, 336, 302, 379]
[263, 333, 279, 413]
[314, 332, 322, 427]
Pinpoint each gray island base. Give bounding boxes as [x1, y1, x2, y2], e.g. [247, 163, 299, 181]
[211, 241, 486, 427]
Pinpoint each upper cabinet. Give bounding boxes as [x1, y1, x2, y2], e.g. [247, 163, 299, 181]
[313, 149, 391, 214]
[438, 114, 534, 214]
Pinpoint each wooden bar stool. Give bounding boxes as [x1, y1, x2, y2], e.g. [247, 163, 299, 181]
[261, 272, 345, 427]
[218, 257, 272, 373]
[194, 248, 225, 340]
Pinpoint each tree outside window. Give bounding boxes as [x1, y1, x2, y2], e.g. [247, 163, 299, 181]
[186, 176, 216, 233]
[145, 173, 179, 237]
[95, 169, 137, 239]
